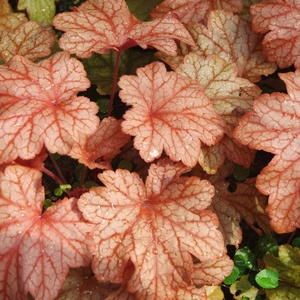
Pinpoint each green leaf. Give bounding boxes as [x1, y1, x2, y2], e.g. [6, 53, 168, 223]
[126, 0, 164, 21]
[82, 48, 155, 95]
[255, 235, 278, 258]
[263, 245, 300, 299]
[230, 274, 259, 300]
[292, 237, 300, 248]
[234, 246, 256, 270]
[255, 269, 279, 289]
[43, 198, 52, 210]
[84, 181, 98, 188]
[233, 164, 250, 181]
[17, 0, 55, 23]
[96, 99, 110, 114]
[118, 159, 133, 171]
[54, 184, 71, 196]
[224, 266, 240, 285]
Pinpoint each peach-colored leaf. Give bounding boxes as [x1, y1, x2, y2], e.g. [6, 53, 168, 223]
[0, 0, 28, 31]
[118, 61, 225, 167]
[0, 21, 55, 62]
[177, 285, 207, 300]
[176, 53, 259, 173]
[52, 0, 195, 58]
[78, 158, 225, 299]
[234, 69, 300, 233]
[251, 1, 300, 69]
[189, 10, 278, 81]
[69, 117, 131, 170]
[198, 114, 256, 174]
[57, 266, 121, 299]
[0, 165, 94, 300]
[151, 0, 243, 23]
[157, 10, 277, 82]
[177, 285, 225, 300]
[0, 51, 99, 164]
[191, 255, 233, 286]
[192, 161, 270, 247]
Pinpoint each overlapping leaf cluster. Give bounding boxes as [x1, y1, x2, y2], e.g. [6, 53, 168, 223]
[0, 0, 299, 299]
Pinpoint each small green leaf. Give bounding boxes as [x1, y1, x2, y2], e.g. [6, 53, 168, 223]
[54, 184, 71, 196]
[255, 269, 279, 289]
[255, 235, 278, 258]
[292, 237, 300, 248]
[54, 187, 63, 197]
[82, 48, 155, 95]
[126, 0, 163, 21]
[84, 181, 98, 188]
[224, 266, 240, 285]
[234, 246, 256, 270]
[97, 99, 110, 114]
[52, 153, 60, 160]
[59, 184, 72, 193]
[233, 164, 250, 181]
[43, 198, 52, 210]
[118, 159, 133, 171]
[18, 0, 55, 23]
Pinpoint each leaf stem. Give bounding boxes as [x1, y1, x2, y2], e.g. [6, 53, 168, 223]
[80, 165, 87, 188]
[42, 167, 64, 185]
[107, 50, 122, 117]
[48, 152, 68, 184]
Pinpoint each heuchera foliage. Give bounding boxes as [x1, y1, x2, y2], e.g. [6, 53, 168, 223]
[0, 0, 299, 299]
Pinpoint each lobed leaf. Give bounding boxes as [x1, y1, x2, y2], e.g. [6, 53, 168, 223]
[82, 48, 155, 95]
[118, 61, 226, 167]
[57, 266, 121, 299]
[0, 51, 99, 164]
[157, 10, 277, 82]
[192, 160, 270, 247]
[0, 165, 94, 300]
[191, 255, 234, 286]
[0, 0, 28, 32]
[234, 69, 300, 233]
[78, 158, 225, 299]
[229, 274, 259, 300]
[17, 0, 55, 23]
[251, 0, 300, 68]
[176, 53, 259, 172]
[151, 0, 243, 23]
[264, 245, 300, 299]
[0, 21, 55, 62]
[52, 0, 195, 58]
[69, 117, 131, 170]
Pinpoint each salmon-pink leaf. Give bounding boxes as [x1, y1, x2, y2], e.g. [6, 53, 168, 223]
[78, 158, 225, 299]
[157, 10, 277, 82]
[118, 61, 225, 167]
[193, 161, 270, 247]
[176, 53, 259, 172]
[191, 255, 233, 286]
[69, 117, 131, 170]
[251, 1, 300, 68]
[234, 69, 300, 233]
[0, 165, 94, 300]
[57, 266, 121, 299]
[0, 21, 55, 62]
[0, 51, 99, 164]
[52, 0, 195, 58]
[151, 0, 243, 23]
[177, 285, 224, 300]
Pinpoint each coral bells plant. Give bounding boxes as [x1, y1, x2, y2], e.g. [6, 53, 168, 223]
[0, 0, 300, 299]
